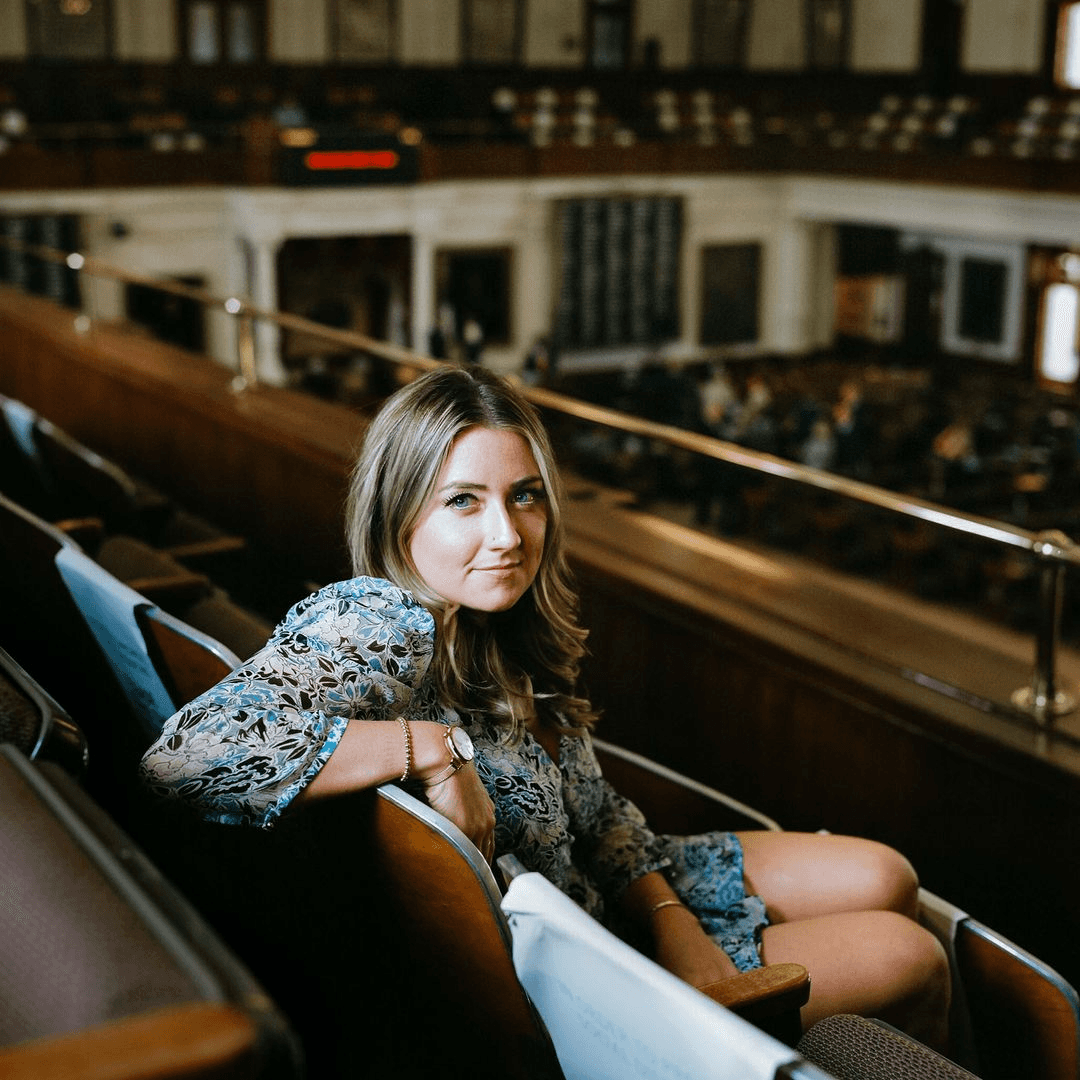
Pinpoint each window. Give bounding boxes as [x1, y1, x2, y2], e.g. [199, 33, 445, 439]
[179, 0, 264, 64]
[1056, 2, 1080, 87]
[435, 248, 513, 346]
[700, 244, 760, 346]
[332, 0, 396, 63]
[587, 0, 631, 69]
[26, 0, 111, 60]
[1039, 283, 1080, 385]
[1035, 251, 1080, 388]
[806, 0, 848, 70]
[463, 0, 522, 64]
[555, 197, 681, 350]
[693, 0, 750, 67]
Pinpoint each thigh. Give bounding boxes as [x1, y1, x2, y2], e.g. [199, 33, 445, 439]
[737, 830, 919, 922]
[759, 909, 950, 1047]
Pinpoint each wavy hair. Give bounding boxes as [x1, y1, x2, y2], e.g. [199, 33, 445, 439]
[345, 364, 594, 739]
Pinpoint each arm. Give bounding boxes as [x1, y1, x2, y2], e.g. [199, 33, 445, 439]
[140, 579, 445, 826]
[621, 871, 739, 986]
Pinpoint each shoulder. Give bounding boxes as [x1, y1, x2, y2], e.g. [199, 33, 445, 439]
[273, 576, 436, 657]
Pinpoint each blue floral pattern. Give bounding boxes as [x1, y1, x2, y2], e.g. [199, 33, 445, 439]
[139, 576, 766, 970]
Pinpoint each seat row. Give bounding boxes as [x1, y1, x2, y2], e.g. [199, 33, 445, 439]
[1, 403, 1077, 1080]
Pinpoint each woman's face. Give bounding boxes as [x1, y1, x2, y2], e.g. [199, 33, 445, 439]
[409, 426, 548, 613]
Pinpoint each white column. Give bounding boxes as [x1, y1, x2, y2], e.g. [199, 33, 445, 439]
[249, 237, 288, 386]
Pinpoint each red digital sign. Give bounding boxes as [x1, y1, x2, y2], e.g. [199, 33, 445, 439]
[303, 149, 401, 171]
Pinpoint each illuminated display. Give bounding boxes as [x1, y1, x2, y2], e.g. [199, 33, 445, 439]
[304, 149, 401, 171]
[280, 137, 418, 186]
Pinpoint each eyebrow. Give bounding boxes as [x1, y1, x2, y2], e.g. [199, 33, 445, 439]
[436, 474, 545, 493]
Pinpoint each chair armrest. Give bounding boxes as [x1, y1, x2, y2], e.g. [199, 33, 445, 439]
[697, 962, 810, 1018]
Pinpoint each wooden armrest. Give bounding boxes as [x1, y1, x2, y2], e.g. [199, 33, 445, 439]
[0, 1002, 257, 1080]
[697, 962, 810, 1023]
[163, 536, 248, 562]
[53, 517, 106, 551]
[123, 573, 211, 610]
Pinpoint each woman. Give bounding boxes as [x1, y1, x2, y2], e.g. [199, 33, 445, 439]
[140, 364, 949, 1045]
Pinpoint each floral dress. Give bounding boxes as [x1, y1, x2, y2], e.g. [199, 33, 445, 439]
[139, 577, 768, 971]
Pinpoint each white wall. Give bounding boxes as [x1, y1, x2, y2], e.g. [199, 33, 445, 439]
[745, 0, 805, 70]
[113, 0, 175, 61]
[0, 0, 27, 58]
[849, 0, 921, 72]
[399, 0, 459, 65]
[963, 0, 1045, 74]
[269, 0, 329, 63]
[635, 0, 693, 68]
[522, 0, 585, 67]
[10, 174, 1080, 379]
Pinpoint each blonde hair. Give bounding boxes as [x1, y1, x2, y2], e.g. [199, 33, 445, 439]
[345, 364, 594, 738]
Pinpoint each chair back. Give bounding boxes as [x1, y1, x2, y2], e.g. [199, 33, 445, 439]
[919, 889, 1080, 1080]
[0, 394, 54, 516]
[0, 644, 87, 775]
[55, 543, 181, 738]
[0, 743, 302, 1080]
[500, 865, 806, 1080]
[366, 783, 563, 1080]
[592, 736, 781, 833]
[32, 415, 171, 536]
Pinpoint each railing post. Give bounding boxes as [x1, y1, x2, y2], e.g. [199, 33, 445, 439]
[224, 297, 258, 392]
[1011, 529, 1077, 724]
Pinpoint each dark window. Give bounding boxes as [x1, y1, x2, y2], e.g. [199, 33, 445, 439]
[463, 0, 522, 64]
[179, 0, 265, 64]
[555, 197, 682, 350]
[700, 243, 760, 346]
[806, 0, 849, 69]
[958, 258, 1007, 344]
[26, 0, 111, 60]
[693, 0, 750, 67]
[587, 0, 631, 69]
[435, 248, 513, 345]
[331, 0, 397, 62]
[126, 276, 206, 354]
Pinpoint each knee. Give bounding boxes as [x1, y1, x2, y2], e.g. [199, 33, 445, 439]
[855, 840, 920, 917]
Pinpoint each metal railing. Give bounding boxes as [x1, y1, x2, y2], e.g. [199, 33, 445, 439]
[2, 233, 1078, 727]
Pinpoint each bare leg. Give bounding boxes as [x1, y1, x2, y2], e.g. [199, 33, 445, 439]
[760, 910, 951, 1050]
[738, 831, 920, 921]
[737, 831, 950, 1049]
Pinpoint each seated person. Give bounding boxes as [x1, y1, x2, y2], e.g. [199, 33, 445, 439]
[140, 365, 950, 1047]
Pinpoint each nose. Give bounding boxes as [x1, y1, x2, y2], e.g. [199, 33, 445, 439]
[485, 502, 521, 550]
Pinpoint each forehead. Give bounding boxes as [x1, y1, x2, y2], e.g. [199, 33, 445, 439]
[437, 426, 540, 479]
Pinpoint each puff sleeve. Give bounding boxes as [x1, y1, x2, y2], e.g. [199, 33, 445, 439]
[138, 577, 435, 827]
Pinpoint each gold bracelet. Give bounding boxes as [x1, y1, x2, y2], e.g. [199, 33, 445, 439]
[398, 717, 413, 783]
[647, 898, 686, 918]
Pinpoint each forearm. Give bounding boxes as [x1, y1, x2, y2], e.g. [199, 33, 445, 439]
[622, 871, 738, 984]
[295, 719, 456, 801]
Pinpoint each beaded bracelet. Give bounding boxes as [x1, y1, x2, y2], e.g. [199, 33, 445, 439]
[398, 717, 413, 782]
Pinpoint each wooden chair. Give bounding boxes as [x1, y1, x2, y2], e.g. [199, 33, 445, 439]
[0, 743, 302, 1080]
[919, 890, 1080, 1080]
[54, 542, 241, 740]
[594, 738, 1080, 1080]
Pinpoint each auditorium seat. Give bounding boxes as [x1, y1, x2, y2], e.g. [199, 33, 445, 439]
[0, 742, 302, 1080]
[594, 738, 1080, 1080]
[53, 541, 241, 740]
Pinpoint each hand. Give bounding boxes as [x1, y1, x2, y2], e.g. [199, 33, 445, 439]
[651, 905, 740, 989]
[423, 763, 496, 864]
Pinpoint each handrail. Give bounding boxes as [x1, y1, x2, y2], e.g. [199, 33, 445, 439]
[1, 234, 1076, 724]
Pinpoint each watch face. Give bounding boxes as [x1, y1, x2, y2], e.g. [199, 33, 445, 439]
[449, 725, 475, 761]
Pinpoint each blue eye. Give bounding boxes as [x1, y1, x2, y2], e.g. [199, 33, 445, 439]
[515, 486, 546, 506]
[444, 492, 476, 509]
